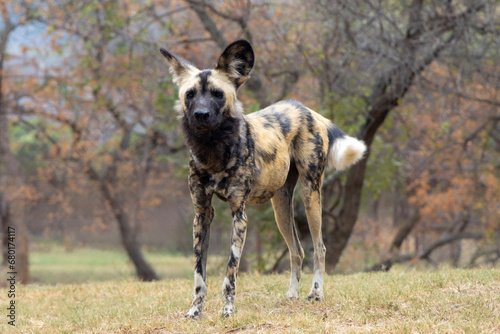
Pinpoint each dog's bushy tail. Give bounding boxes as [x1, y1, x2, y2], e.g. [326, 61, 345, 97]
[327, 126, 367, 171]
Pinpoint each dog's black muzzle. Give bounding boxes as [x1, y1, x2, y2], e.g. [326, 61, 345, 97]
[194, 110, 210, 122]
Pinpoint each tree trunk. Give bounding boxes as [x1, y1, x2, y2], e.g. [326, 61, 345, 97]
[112, 198, 158, 281]
[86, 166, 158, 281]
[0, 111, 30, 283]
[325, 142, 374, 272]
[1, 192, 8, 266]
[324, 91, 412, 272]
[0, 5, 30, 283]
[391, 210, 420, 252]
[118, 213, 158, 281]
[8, 200, 29, 283]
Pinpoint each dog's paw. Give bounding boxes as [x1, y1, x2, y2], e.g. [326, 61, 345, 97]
[306, 289, 323, 302]
[286, 289, 299, 299]
[306, 294, 322, 302]
[186, 306, 202, 320]
[222, 304, 235, 318]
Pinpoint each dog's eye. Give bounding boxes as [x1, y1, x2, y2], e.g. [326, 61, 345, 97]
[212, 90, 224, 99]
[185, 90, 195, 100]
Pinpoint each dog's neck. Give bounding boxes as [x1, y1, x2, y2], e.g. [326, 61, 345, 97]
[183, 114, 246, 173]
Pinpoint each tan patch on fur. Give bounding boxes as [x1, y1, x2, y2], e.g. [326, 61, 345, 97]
[170, 64, 199, 87]
[245, 104, 301, 203]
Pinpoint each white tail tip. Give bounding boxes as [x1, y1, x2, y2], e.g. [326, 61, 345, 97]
[329, 136, 367, 170]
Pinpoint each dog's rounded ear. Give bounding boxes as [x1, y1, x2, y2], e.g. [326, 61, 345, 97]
[159, 47, 198, 86]
[215, 40, 255, 88]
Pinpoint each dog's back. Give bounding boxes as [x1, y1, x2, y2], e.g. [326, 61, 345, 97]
[245, 99, 365, 204]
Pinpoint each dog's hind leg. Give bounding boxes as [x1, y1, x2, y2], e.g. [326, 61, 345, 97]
[299, 177, 326, 302]
[221, 201, 248, 317]
[271, 162, 304, 299]
[186, 193, 214, 319]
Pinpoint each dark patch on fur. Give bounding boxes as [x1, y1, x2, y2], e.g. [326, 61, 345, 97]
[305, 111, 315, 133]
[182, 116, 241, 173]
[198, 172, 214, 187]
[275, 112, 291, 137]
[302, 132, 325, 192]
[244, 122, 255, 161]
[257, 146, 277, 163]
[195, 252, 203, 277]
[282, 100, 314, 133]
[263, 121, 274, 129]
[327, 124, 345, 149]
[228, 251, 237, 268]
[232, 206, 245, 219]
[210, 95, 226, 117]
[235, 224, 247, 239]
[224, 280, 233, 296]
[215, 40, 255, 88]
[253, 190, 275, 204]
[198, 70, 212, 93]
[216, 193, 228, 202]
[184, 89, 196, 112]
[218, 177, 228, 190]
[283, 100, 308, 112]
[307, 160, 318, 178]
[194, 231, 202, 242]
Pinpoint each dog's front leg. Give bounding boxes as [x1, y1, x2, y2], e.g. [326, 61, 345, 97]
[221, 202, 247, 317]
[186, 195, 214, 319]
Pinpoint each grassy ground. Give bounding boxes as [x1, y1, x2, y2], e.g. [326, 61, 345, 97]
[29, 247, 193, 284]
[2, 246, 499, 333]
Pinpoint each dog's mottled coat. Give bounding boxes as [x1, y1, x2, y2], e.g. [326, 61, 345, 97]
[159, 40, 366, 318]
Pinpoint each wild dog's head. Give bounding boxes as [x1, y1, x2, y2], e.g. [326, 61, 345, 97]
[159, 40, 254, 131]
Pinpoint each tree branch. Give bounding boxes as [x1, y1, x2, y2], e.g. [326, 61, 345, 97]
[463, 116, 500, 150]
[418, 233, 483, 260]
[186, 0, 228, 48]
[365, 232, 484, 272]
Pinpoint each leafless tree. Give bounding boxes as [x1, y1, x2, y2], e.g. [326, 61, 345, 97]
[0, 2, 44, 283]
[297, 0, 500, 271]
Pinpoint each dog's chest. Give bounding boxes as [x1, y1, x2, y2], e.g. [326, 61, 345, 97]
[201, 167, 252, 203]
[205, 172, 232, 202]
[201, 165, 277, 205]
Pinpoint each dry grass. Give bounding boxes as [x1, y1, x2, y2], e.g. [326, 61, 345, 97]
[3, 266, 499, 333]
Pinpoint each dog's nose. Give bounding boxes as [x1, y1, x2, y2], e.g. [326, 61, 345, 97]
[194, 110, 210, 121]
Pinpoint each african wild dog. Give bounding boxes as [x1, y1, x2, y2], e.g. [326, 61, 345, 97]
[159, 40, 366, 318]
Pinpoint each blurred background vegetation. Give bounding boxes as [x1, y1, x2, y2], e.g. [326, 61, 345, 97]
[1, 0, 499, 284]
